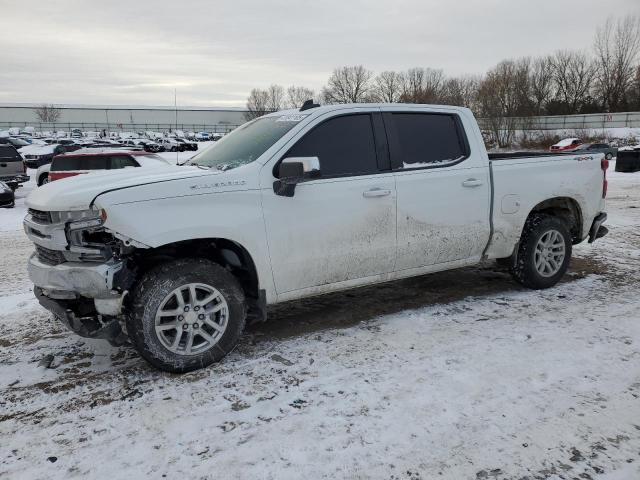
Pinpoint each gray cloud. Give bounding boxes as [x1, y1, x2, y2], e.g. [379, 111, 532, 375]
[1, 0, 638, 106]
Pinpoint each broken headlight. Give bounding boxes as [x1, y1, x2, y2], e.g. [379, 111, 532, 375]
[65, 208, 113, 260]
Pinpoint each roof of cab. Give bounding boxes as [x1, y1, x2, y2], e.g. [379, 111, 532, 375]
[262, 103, 471, 119]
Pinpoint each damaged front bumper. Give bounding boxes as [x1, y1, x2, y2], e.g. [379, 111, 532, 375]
[28, 254, 129, 345]
[34, 287, 126, 345]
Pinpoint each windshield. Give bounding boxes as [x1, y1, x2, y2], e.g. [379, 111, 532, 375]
[185, 116, 303, 170]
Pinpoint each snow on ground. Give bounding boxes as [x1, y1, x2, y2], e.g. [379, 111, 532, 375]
[1, 164, 639, 479]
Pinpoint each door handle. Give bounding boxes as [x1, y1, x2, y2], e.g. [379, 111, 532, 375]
[462, 178, 483, 188]
[363, 188, 391, 198]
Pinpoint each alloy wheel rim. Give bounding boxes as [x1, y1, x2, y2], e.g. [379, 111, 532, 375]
[534, 229, 566, 277]
[154, 283, 228, 356]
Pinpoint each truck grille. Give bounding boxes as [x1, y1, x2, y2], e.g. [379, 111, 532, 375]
[28, 208, 52, 224]
[35, 245, 66, 266]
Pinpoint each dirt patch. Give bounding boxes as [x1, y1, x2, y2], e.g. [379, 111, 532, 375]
[250, 256, 609, 342]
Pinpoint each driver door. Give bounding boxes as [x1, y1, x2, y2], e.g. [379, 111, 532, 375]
[261, 112, 397, 297]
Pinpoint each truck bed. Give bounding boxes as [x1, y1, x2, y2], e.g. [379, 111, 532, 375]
[484, 150, 606, 260]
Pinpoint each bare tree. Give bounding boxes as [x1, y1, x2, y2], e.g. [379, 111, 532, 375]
[400, 67, 445, 103]
[441, 75, 480, 112]
[530, 56, 555, 114]
[245, 85, 287, 120]
[286, 85, 315, 108]
[34, 104, 61, 123]
[632, 65, 640, 109]
[322, 65, 373, 104]
[372, 71, 404, 102]
[593, 15, 640, 111]
[245, 88, 270, 120]
[551, 50, 595, 113]
[477, 60, 531, 147]
[266, 84, 285, 112]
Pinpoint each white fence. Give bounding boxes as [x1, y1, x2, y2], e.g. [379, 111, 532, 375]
[479, 111, 640, 132]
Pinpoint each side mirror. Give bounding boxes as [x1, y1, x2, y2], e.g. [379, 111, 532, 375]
[273, 157, 321, 197]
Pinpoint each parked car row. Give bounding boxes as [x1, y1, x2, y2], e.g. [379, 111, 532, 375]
[2, 127, 227, 143]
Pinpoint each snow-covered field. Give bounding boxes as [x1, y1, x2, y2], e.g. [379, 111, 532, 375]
[1, 164, 639, 480]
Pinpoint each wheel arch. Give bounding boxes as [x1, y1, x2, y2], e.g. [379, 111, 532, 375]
[526, 196, 583, 244]
[131, 237, 262, 305]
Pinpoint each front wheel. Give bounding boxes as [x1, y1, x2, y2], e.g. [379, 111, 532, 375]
[126, 258, 246, 373]
[510, 214, 572, 289]
[605, 153, 613, 160]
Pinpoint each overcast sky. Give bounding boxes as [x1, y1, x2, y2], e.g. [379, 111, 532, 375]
[1, 0, 638, 107]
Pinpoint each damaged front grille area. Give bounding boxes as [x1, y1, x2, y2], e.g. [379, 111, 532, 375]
[35, 245, 66, 266]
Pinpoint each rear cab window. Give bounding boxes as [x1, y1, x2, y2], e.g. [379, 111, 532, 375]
[52, 156, 109, 171]
[383, 112, 469, 170]
[0, 145, 22, 161]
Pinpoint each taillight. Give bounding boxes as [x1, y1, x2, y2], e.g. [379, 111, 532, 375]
[601, 158, 609, 198]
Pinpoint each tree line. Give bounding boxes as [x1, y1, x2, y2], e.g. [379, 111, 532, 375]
[244, 15, 640, 146]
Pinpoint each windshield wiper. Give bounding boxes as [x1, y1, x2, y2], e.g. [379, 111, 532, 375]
[181, 161, 210, 169]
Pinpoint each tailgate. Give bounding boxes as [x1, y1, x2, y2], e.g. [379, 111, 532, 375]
[0, 154, 24, 177]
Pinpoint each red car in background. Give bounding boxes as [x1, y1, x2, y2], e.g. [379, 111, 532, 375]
[45, 149, 171, 183]
[549, 138, 583, 152]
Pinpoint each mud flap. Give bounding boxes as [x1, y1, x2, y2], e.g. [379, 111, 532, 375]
[588, 213, 608, 243]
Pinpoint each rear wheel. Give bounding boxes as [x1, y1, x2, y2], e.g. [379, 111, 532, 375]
[126, 258, 246, 373]
[38, 174, 49, 186]
[605, 152, 613, 160]
[510, 214, 572, 289]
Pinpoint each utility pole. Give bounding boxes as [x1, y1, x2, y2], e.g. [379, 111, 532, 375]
[174, 89, 179, 164]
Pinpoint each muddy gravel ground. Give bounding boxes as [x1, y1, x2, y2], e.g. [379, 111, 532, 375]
[1, 169, 639, 480]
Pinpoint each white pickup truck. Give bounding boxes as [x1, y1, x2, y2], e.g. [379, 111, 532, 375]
[24, 103, 609, 372]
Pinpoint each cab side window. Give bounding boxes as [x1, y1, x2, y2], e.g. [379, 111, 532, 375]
[385, 113, 468, 169]
[284, 114, 378, 177]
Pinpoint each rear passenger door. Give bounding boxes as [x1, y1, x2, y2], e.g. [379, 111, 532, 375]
[383, 109, 491, 271]
[262, 112, 397, 295]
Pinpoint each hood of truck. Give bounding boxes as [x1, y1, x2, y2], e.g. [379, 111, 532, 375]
[26, 166, 214, 211]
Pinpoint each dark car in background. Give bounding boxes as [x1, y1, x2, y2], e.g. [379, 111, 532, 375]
[0, 144, 29, 190]
[0, 137, 30, 148]
[176, 138, 198, 151]
[0, 181, 15, 208]
[23, 143, 82, 168]
[573, 143, 617, 160]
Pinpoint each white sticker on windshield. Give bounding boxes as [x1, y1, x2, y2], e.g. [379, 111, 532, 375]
[276, 113, 309, 122]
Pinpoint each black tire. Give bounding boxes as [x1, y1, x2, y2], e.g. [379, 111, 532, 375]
[605, 153, 613, 160]
[38, 174, 49, 186]
[126, 258, 246, 373]
[509, 214, 572, 289]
